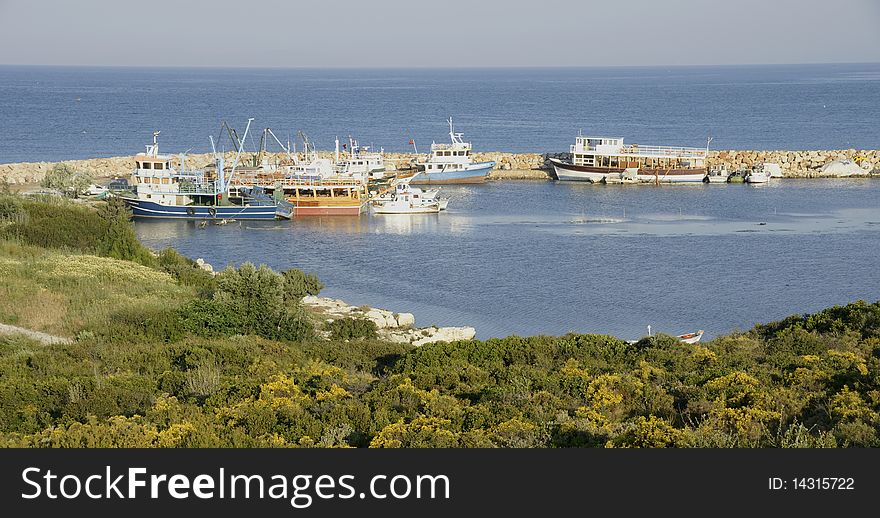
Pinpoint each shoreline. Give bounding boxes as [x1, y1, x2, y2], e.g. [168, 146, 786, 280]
[2, 149, 878, 186]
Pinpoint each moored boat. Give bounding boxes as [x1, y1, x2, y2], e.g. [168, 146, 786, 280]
[122, 121, 292, 220]
[410, 118, 495, 185]
[228, 130, 368, 216]
[372, 178, 443, 214]
[551, 134, 708, 184]
[704, 165, 731, 183]
[678, 330, 704, 344]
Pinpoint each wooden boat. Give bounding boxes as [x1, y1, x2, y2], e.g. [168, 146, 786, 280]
[551, 134, 709, 184]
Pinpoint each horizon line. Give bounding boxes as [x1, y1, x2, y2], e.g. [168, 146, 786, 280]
[1, 61, 879, 70]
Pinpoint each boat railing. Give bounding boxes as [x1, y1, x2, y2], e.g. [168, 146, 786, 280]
[430, 142, 470, 151]
[231, 174, 366, 189]
[571, 143, 706, 158]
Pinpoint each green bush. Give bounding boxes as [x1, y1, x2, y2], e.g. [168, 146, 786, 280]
[282, 268, 324, 301]
[40, 163, 92, 198]
[157, 248, 216, 296]
[326, 317, 378, 341]
[0, 196, 155, 267]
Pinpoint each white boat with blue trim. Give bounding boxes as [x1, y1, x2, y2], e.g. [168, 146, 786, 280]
[410, 118, 495, 184]
[122, 120, 293, 220]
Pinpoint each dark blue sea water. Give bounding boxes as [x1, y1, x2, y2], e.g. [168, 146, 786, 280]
[1, 63, 879, 164]
[135, 180, 880, 340]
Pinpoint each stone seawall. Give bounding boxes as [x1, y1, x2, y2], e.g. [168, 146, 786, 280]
[1, 149, 877, 186]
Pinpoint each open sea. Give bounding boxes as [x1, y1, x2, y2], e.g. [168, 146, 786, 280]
[2, 64, 879, 340]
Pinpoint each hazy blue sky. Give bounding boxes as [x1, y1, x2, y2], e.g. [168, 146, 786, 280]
[1, 0, 878, 67]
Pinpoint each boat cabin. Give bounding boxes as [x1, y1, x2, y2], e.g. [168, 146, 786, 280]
[570, 134, 706, 170]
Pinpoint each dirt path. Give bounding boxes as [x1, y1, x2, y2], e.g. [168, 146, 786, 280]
[0, 323, 73, 345]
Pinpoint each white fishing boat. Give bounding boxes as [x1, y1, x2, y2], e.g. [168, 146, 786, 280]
[334, 136, 386, 180]
[410, 117, 495, 184]
[372, 179, 442, 214]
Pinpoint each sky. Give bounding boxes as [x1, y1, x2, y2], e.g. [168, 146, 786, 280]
[0, 0, 878, 67]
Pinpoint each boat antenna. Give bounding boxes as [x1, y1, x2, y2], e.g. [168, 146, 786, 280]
[147, 131, 161, 156]
[222, 117, 253, 193]
[706, 136, 713, 154]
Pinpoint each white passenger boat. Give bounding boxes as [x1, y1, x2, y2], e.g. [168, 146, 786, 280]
[550, 133, 709, 184]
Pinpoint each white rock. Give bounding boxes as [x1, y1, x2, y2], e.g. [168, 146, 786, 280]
[396, 312, 415, 328]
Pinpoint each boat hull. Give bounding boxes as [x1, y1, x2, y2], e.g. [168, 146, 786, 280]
[293, 205, 364, 216]
[550, 159, 706, 183]
[409, 161, 495, 185]
[123, 198, 286, 220]
[373, 205, 440, 214]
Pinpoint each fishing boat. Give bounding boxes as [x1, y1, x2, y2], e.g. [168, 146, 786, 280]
[410, 117, 495, 184]
[122, 121, 292, 220]
[550, 133, 708, 184]
[227, 129, 368, 216]
[372, 180, 442, 214]
[334, 136, 386, 180]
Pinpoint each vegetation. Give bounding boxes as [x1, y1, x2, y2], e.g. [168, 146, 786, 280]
[40, 163, 92, 198]
[326, 317, 379, 341]
[1, 194, 879, 448]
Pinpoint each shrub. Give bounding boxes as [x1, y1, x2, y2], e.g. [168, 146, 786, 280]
[157, 248, 216, 296]
[40, 163, 92, 198]
[282, 268, 324, 301]
[326, 317, 378, 341]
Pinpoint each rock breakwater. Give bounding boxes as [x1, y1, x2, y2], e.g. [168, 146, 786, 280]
[2, 149, 877, 186]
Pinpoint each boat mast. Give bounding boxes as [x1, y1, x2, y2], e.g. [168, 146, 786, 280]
[220, 118, 253, 194]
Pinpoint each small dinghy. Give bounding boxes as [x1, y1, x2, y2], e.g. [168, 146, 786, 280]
[677, 330, 704, 344]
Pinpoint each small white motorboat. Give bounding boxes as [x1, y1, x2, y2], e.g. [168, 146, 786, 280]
[704, 165, 730, 183]
[372, 181, 441, 214]
[745, 164, 771, 184]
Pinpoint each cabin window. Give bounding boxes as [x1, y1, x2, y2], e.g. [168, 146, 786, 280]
[155, 162, 163, 170]
[162, 178, 170, 184]
[143, 162, 152, 170]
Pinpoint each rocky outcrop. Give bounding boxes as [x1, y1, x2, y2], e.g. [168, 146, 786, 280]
[301, 295, 475, 346]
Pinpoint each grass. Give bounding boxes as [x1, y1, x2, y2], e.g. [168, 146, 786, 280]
[0, 239, 194, 338]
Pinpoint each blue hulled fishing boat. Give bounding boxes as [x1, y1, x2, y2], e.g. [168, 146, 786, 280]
[410, 118, 495, 185]
[122, 119, 293, 220]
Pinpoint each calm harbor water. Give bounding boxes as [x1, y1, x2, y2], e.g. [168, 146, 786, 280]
[135, 180, 880, 340]
[2, 63, 880, 163]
